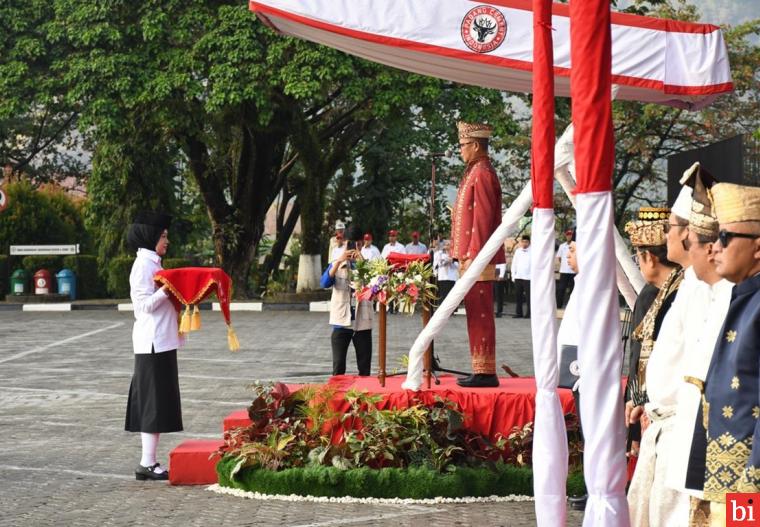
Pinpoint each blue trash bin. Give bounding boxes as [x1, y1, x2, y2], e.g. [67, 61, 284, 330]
[56, 269, 77, 300]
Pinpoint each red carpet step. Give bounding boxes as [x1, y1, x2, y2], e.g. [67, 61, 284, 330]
[224, 409, 251, 432]
[169, 439, 224, 485]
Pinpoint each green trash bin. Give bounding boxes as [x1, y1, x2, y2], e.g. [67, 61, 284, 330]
[10, 269, 29, 295]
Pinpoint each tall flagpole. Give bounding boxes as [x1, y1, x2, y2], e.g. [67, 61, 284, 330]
[569, 0, 630, 523]
[530, 0, 569, 524]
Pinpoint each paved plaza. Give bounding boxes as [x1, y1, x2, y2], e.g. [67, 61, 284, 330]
[0, 308, 584, 526]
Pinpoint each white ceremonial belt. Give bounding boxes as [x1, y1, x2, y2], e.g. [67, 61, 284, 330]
[645, 405, 676, 421]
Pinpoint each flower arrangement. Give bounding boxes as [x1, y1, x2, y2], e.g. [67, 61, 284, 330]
[352, 258, 437, 314]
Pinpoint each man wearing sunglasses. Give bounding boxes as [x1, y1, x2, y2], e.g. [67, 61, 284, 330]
[690, 181, 760, 525]
[449, 121, 505, 388]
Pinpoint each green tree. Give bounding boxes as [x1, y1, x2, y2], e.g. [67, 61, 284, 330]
[0, 1, 83, 181]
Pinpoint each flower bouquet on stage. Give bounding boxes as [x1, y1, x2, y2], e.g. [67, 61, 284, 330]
[352, 255, 436, 314]
[153, 267, 240, 351]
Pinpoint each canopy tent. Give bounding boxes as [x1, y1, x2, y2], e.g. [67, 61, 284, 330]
[250, 0, 732, 110]
[249, 1, 731, 525]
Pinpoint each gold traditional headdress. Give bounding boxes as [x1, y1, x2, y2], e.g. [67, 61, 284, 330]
[625, 207, 669, 247]
[688, 163, 718, 238]
[457, 121, 494, 140]
[709, 182, 760, 224]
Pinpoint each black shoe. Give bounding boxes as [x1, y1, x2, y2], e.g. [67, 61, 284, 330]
[495, 312, 503, 318]
[135, 463, 169, 481]
[568, 494, 587, 511]
[457, 374, 500, 388]
[457, 374, 474, 384]
[525, 314, 531, 319]
[511, 314, 523, 318]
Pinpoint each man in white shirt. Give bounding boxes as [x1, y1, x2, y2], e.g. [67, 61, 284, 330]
[381, 229, 406, 258]
[665, 166, 732, 523]
[405, 231, 428, 255]
[555, 229, 577, 308]
[494, 263, 507, 317]
[360, 233, 381, 261]
[433, 240, 459, 309]
[628, 163, 704, 527]
[328, 220, 346, 262]
[510, 235, 531, 318]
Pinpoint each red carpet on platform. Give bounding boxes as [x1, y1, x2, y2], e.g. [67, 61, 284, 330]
[224, 375, 576, 441]
[170, 375, 577, 485]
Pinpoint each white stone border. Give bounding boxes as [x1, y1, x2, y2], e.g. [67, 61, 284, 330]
[207, 483, 534, 504]
[22, 303, 72, 312]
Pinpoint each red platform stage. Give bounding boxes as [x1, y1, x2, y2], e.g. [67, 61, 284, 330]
[170, 374, 577, 485]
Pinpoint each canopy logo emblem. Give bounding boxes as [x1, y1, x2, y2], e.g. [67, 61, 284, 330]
[461, 6, 507, 53]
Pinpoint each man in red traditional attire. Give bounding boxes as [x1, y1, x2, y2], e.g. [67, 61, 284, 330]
[450, 121, 505, 388]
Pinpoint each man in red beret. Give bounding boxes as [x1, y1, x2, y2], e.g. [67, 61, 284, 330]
[360, 233, 381, 261]
[406, 231, 428, 255]
[381, 229, 406, 259]
[450, 121, 506, 388]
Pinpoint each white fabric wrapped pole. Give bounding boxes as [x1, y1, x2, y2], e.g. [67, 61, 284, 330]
[401, 183, 533, 391]
[576, 192, 630, 526]
[531, 208, 569, 525]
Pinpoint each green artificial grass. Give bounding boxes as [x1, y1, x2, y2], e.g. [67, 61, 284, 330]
[217, 457, 586, 499]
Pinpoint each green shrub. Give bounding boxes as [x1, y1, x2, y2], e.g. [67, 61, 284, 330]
[21, 255, 63, 275]
[0, 181, 88, 254]
[163, 257, 195, 269]
[107, 256, 134, 299]
[62, 255, 104, 299]
[0, 255, 8, 299]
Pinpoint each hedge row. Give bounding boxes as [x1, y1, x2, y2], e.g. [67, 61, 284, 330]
[216, 457, 587, 499]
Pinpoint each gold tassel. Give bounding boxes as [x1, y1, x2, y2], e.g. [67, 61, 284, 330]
[190, 304, 201, 331]
[179, 304, 192, 334]
[227, 325, 240, 352]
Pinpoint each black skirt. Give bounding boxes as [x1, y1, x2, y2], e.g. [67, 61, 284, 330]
[125, 349, 183, 433]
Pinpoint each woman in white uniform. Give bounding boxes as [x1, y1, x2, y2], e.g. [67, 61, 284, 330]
[124, 211, 183, 481]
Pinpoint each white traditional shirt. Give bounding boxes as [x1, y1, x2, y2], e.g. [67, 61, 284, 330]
[405, 242, 428, 255]
[130, 248, 182, 354]
[556, 242, 575, 274]
[433, 249, 459, 281]
[510, 246, 531, 280]
[665, 277, 733, 496]
[645, 266, 701, 409]
[360, 244, 381, 261]
[381, 242, 406, 259]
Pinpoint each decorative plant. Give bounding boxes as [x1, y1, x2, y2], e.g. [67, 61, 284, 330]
[504, 422, 533, 467]
[218, 383, 507, 477]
